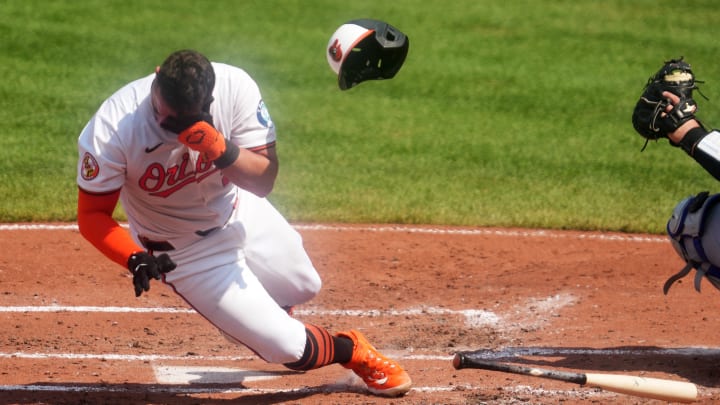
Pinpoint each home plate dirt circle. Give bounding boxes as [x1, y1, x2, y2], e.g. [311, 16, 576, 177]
[0, 223, 718, 404]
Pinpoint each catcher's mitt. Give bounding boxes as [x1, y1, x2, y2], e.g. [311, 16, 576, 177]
[631, 57, 701, 146]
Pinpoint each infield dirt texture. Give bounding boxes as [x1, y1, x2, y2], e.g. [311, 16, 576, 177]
[1, 224, 719, 404]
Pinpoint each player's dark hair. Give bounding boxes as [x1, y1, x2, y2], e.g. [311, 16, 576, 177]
[156, 50, 215, 114]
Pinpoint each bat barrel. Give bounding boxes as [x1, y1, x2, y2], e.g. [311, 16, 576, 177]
[584, 373, 697, 403]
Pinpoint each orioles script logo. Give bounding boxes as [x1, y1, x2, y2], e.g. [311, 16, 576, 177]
[139, 152, 227, 198]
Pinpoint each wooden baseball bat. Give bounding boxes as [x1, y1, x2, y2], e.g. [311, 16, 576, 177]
[453, 352, 697, 403]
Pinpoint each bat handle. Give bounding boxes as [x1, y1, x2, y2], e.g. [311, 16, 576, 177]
[452, 353, 463, 369]
[453, 353, 587, 384]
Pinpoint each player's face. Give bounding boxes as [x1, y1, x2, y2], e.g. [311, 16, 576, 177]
[151, 77, 205, 129]
[150, 79, 179, 126]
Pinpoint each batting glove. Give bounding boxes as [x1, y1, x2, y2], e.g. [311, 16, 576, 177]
[127, 252, 177, 297]
[161, 113, 239, 169]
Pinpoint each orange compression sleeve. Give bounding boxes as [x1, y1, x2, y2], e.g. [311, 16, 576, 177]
[77, 188, 143, 268]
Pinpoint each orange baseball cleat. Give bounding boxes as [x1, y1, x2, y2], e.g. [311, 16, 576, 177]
[337, 329, 412, 397]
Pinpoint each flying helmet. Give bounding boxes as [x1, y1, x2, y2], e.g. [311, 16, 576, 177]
[326, 19, 409, 90]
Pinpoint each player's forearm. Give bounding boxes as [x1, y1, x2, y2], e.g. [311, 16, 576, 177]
[667, 120, 701, 145]
[77, 189, 143, 267]
[220, 146, 279, 197]
[675, 127, 720, 181]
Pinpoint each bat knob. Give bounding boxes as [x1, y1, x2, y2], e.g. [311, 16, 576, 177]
[452, 353, 464, 369]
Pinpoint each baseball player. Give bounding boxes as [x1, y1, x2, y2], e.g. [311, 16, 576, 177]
[76, 49, 411, 396]
[632, 59, 720, 294]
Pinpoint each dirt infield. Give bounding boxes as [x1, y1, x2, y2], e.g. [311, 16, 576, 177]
[1, 224, 719, 404]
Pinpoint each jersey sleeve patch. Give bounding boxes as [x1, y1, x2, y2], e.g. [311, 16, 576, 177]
[81, 152, 100, 181]
[256, 100, 273, 128]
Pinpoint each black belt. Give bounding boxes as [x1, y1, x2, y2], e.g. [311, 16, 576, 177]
[139, 236, 175, 252]
[139, 227, 219, 252]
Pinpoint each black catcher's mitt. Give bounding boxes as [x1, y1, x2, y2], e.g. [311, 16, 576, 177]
[632, 57, 701, 144]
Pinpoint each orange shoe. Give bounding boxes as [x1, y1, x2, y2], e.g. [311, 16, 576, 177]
[337, 329, 412, 397]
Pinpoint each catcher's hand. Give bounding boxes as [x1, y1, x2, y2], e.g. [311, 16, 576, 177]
[632, 57, 701, 144]
[127, 252, 176, 297]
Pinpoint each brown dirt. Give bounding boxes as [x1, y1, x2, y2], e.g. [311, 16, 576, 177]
[0, 224, 718, 404]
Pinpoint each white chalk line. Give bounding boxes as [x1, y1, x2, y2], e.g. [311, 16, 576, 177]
[0, 383, 610, 399]
[3, 346, 718, 362]
[0, 223, 667, 243]
[0, 305, 197, 313]
[0, 305, 503, 329]
[0, 304, 497, 317]
[0, 351, 256, 362]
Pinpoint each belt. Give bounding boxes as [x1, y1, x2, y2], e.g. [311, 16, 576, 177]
[139, 226, 220, 252]
[139, 236, 175, 252]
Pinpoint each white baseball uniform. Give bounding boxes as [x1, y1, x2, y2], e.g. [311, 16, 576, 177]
[77, 62, 320, 363]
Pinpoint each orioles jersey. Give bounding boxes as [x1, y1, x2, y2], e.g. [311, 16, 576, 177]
[77, 62, 276, 242]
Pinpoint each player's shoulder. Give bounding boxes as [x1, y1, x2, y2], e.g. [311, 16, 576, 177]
[210, 62, 263, 106]
[211, 62, 255, 84]
[99, 73, 154, 114]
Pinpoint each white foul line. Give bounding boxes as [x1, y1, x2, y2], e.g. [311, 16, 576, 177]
[0, 223, 667, 243]
[0, 305, 502, 328]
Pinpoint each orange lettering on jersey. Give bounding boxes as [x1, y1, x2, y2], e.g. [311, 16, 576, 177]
[138, 153, 221, 198]
[165, 152, 194, 186]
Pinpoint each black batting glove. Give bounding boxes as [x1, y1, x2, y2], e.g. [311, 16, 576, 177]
[127, 252, 177, 297]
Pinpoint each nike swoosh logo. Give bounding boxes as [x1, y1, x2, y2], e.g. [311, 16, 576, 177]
[145, 142, 163, 153]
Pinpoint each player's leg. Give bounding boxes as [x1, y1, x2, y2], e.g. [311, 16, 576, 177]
[163, 194, 411, 396]
[235, 191, 322, 308]
[163, 235, 307, 363]
[231, 192, 412, 396]
[163, 236, 352, 369]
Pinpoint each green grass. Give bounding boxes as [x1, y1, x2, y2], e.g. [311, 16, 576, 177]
[1, 0, 719, 233]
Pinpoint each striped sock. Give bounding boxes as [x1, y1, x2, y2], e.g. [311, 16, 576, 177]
[284, 324, 352, 370]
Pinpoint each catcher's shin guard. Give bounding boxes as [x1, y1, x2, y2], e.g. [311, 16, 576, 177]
[665, 191, 720, 293]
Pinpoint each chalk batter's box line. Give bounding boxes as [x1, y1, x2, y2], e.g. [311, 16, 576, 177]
[2, 346, 717, 362]
[0, 383, 613, 399]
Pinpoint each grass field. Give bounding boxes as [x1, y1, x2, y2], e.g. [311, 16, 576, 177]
[1, 0, 719, 233]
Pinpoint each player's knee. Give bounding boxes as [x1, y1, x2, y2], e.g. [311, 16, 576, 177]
[296, 271, 322, 302]
[306, 271, 322, 295]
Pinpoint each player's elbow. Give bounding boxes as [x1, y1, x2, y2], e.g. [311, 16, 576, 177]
[249, 178, 276, 198]
[236, 162, 278, 197]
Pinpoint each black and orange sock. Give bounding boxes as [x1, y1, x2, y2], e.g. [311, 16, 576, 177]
[284, 324, 354, 370]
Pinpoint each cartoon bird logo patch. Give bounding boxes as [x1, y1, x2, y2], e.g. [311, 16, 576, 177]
[81, 152, 100, 180]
